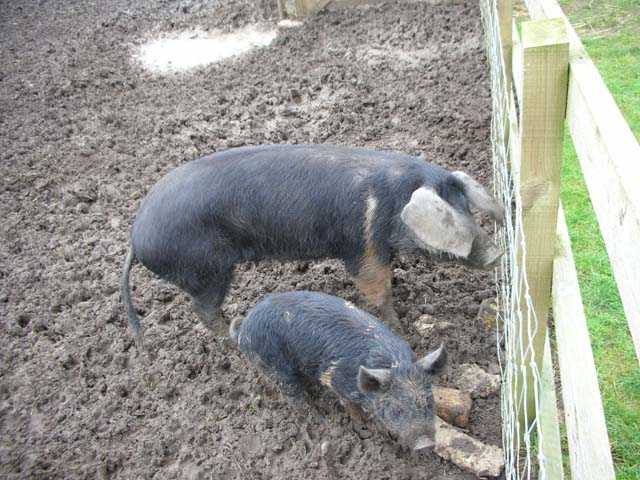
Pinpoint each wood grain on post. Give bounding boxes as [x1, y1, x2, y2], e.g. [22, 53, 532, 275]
[539, 333, 564, 479]
[294, 0, 309, 16]
[497, 0, 513, 154]
[511, 19, 523, 104]
[516, 17, 568, 430]
[277, 0, 287, 20]
[498, 0, 513, 93]
[291, 0, 331, 16]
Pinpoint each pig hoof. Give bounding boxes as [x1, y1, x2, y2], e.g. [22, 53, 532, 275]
[348, 411, 373, 439]
[353, 423, 374, 439]
[206, 320, 230, 338]
[343, 401, 373, 438]
[214, 335, 234, 351]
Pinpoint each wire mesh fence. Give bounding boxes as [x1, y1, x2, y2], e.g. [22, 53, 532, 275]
[479, 1, 547, 478]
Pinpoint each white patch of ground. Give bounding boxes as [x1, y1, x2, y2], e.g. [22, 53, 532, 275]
[135, 24, 277, 73]
[277, 19, 304, 28]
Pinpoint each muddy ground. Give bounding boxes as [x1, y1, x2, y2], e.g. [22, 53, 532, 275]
[0, 0, 501, 478]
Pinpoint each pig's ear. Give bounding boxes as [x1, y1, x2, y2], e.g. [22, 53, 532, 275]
[357, 366, 391, 393]
[416, 343, 447, 375]
[451, 171, 505, 225]
[400, 187, 475, 258]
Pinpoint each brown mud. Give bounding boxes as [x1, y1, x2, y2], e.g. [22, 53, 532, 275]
[0, 1, 502, 478]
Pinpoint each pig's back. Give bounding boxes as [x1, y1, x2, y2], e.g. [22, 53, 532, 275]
[131, 145, 449, 276]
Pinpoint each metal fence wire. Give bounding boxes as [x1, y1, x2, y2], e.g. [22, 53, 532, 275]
[478, 1, 547, 478]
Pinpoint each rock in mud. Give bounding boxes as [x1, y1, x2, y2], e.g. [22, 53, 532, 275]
[455, 363, 501, 398]
[435, 417, 504, 477]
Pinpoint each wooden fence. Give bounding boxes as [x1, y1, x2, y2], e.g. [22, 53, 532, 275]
[279, 0, 333, 18]
[498, 0, 640, 478]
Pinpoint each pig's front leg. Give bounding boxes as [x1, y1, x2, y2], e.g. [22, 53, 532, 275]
[341, 400, 374, 439]
[347, 258, 402, 331]
[377, 285, 400, 330]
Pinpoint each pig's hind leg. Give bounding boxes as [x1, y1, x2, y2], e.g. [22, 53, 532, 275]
[190, 267, 234, 337]
[272, 370, 327, 425]
[259, 362, 307, 408]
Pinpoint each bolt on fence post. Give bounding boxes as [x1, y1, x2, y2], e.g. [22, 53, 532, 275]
[515, 17, 569, 436]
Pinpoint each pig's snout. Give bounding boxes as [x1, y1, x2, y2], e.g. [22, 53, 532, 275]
[468, 231, 503, 270]
[413, 435, 436, 452]
[400, 424, 436, 453]
[475, 241, 503, 270]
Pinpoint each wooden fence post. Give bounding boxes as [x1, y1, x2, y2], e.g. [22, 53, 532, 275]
[516, 17, 569, 431]
[277, 0, 287, 20]
[284, 0, 332, 17]
[294, 0, 309, 16]
[498, 0, 513, 93]
[498, 0, 513, 155]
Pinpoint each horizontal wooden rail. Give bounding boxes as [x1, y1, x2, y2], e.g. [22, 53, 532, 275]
[524, 0, 640, 363]
[552, 204, 616, 479]
[539, 333, 563, 479]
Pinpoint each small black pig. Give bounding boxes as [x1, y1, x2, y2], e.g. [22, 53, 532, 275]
[121, 144, 503, 345]
[230, 291, 447, 451]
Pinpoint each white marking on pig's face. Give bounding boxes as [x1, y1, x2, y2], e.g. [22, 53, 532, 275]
[400, 187, 475, 258]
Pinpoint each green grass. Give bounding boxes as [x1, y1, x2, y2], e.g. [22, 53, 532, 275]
[581, 39, 640, 144]
[557, 1, 640, 478]
[561, 138, 640, 479]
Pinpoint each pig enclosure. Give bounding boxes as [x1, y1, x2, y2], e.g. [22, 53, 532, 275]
[0, 1, 503, 478]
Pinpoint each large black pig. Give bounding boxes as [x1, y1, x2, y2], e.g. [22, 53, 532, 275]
[230, 291, 448, 451]
[121, 144, 503, 346]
